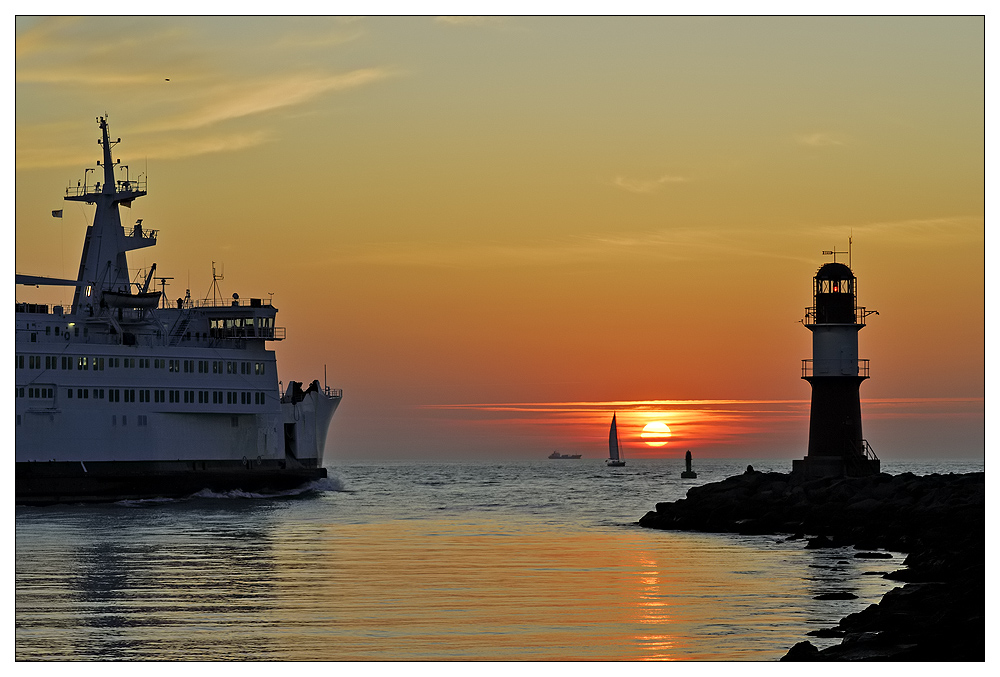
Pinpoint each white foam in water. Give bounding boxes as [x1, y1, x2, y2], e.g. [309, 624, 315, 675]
[187, 474, 347, 500]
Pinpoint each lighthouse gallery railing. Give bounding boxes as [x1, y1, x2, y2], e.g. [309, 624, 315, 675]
[801, 359, 870, 378]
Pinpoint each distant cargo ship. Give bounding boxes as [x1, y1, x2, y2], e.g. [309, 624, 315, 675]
[549, 451, 582, 459]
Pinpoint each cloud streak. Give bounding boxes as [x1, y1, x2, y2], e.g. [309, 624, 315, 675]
[796, 132, 846, 147]
[145, 69, 395, 133]
[613, 174, 689, 194]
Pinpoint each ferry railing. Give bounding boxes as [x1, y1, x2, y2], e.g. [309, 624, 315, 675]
[186, 298, 275, 309]
[123, 225, 158, 240]
[801, 359, 870, 378]
[64, 178, 148, 198]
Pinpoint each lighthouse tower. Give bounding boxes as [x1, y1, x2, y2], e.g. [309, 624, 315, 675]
[792, 252, 880, 478]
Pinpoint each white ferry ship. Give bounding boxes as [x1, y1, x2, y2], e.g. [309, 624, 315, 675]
[15, 117, 342, 504]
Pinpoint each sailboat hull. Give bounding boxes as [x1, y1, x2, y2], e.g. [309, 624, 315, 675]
[606, 459, 626, 467]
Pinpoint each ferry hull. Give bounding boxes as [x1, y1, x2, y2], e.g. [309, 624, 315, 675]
[15, 459, 327, 506]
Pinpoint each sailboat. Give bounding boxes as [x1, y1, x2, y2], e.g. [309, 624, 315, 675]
[607, 413, 626, 467]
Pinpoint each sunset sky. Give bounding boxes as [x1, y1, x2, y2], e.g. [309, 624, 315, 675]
[12, 15, 985, 460]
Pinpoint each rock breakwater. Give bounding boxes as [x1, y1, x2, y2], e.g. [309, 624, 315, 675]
[639, 470, 984, 660]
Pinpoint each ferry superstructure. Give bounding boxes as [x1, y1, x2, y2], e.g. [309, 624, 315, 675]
[15, 117, 341, 504]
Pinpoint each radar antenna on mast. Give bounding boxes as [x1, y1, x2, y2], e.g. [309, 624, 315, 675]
[205, 261, 225, 305]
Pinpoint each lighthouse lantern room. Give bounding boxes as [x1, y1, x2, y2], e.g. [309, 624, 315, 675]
[792, 252, 880, 478]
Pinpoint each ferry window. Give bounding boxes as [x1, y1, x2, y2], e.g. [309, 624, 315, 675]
[173, 390, 180, 402]
[227, 362, 235, 374]
[99, 389, 105, 399]
[31, 333, 36, 342]
[74, 327, 79, 337]
[183, 391, 189, 403]
[203, 390, 208, 402]
[128, 389, 135, 402]
[139, 390, 146, 403]
[68, 389, 73, 399]
[45, 326, 50, 335]
[188, 390, 194, 402]
[16, 356, 23, 369]
[17, 415, 21, 425]
[45, 356, 53, 369]
[169, 390, 174, 403]
[54, 327, 59, 336]
[62, 356, 70, 369]
[18, 387, 24, 398]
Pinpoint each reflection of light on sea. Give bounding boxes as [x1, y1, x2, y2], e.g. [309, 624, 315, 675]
[633, 553, 676, 660]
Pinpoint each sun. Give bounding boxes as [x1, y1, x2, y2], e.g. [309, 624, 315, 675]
[641, 421, 672, 447]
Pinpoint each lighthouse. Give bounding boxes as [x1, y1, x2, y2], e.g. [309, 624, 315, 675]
[792, 251, 880, 478]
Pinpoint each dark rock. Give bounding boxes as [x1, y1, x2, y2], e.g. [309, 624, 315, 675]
[814, 592, 859, 600]
[806, 627, 846, 637]
[781, 641, 820, 661]
[639, 470, 984, 661]
[805, 535, 835, 549]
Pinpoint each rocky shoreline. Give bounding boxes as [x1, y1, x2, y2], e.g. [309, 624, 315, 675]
[638, 470, 984, 661]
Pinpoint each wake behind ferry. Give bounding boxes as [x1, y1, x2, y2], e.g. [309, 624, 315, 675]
[14, 117, 342, 504]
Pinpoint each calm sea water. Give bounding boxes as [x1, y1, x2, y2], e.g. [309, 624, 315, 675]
[15, 457, 983, 661]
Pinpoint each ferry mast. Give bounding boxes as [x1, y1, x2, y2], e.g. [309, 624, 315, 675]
[65, 116, 156, 315]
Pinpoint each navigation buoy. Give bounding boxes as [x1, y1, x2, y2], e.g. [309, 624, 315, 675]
[681, 449, 697, 478]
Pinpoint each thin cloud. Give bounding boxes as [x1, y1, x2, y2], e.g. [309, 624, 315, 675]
[325, 224, 802, 270]
[613, 174, 689, 194]
[814, 216, 982, 244]
[16, 126, 271, 169]
[148, 69, 395, 133]
[796, 132, 846, 147]
[435, 17, 505, 27]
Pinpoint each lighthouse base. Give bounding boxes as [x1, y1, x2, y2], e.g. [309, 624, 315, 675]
[792, 455, 880, 479]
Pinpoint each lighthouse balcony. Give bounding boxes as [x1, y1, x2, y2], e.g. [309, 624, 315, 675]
[803, 305, 870, 327]
[801, 358, 869, 378]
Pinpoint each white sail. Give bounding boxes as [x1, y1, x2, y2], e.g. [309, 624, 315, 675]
[609, 413, 620, 460]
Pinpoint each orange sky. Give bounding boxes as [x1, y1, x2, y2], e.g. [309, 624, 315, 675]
[10, 16, 985, 460]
